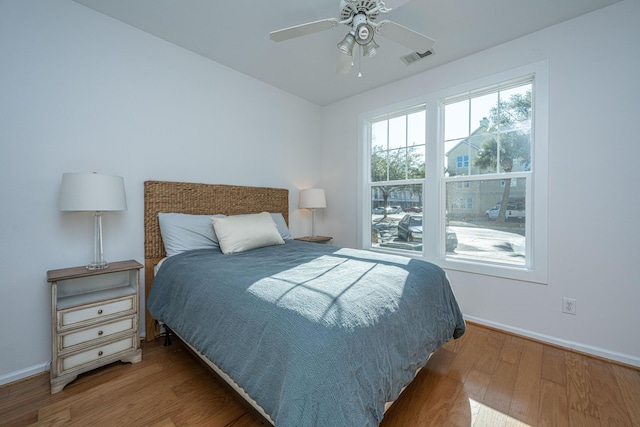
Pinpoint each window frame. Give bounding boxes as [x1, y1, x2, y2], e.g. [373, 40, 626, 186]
[358, 61, 548, 284]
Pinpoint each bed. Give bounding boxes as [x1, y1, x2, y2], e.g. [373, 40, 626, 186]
[144, 180, 465, 426]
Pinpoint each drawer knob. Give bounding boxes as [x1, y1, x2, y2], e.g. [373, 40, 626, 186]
[98, 330, 103, 336]
[98, 351, 103, 356]
[97, 309, 103, 315]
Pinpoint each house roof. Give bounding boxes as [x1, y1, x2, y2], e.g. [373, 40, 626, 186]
[445, 120, 490, 156]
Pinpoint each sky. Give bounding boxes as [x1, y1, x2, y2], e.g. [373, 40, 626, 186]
[371, 83, 531, 171]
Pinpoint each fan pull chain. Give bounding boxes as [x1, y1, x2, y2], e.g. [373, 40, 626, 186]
[358, 45, 362, 77]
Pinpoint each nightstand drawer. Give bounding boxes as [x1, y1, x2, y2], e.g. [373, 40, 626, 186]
[58, 296, 134, 329]
[60, 336, 135, 373]
[60, 316, 135, 351]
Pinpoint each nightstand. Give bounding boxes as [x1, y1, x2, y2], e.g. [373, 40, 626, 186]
[295, 236, 333, 243]
[47, 260, 143, 394]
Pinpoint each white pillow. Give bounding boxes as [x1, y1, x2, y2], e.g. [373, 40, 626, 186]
[158, 213, 225, 257]
[211, 212, 285, 254]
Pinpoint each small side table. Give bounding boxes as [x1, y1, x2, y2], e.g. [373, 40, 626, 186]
[295, 236, 332, 244]
[47, 260, 143, 393]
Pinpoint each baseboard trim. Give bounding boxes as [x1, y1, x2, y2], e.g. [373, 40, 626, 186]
[1, 333, 146, 387]
[465, 315, 640, 369]
[0, 362, 49, 387]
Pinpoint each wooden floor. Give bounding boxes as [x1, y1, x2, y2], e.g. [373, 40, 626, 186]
[2, 323, 639, 426]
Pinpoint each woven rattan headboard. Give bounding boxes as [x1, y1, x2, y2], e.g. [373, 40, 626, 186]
[143, 180, 289, 340]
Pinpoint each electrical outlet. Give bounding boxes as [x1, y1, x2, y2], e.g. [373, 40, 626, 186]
[563, 298, 576, 315]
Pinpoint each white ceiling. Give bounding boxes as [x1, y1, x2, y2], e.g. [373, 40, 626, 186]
[73, 0, 620, 106]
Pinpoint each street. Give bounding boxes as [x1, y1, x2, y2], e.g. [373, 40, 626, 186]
[373, 214, 525, 266]
[448, 225, 525, 266]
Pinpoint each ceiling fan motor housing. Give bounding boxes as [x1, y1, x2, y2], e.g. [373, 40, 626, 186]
[340, 0, 380, 21]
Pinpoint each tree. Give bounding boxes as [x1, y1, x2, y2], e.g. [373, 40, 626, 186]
[371, 145, 424, 219]
[473, 90, 531, 222]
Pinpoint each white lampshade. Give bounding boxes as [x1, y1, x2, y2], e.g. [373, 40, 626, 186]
[299, 188, 327, 209]
[58, 172, 127, 270]
[59, 173, 127, 212]
[299, 188, 326, 238]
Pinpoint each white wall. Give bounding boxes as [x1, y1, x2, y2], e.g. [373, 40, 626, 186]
[320, 0, 640, 366]
[0, 0, 322, 383]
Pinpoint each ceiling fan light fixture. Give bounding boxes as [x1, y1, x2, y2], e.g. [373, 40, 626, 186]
[337, 33, 356, 55]
[362, 39, 379, 57]
[355, 23, 374, 45]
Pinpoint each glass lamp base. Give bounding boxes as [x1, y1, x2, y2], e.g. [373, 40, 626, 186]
[86, 261, 109, 270]
[87, 211, 109, 270]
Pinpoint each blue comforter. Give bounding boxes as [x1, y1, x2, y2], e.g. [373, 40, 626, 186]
[148, 240, 465, 426]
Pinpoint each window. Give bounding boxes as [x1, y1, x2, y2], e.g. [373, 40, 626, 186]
[359, 62, 548, 283]
[456, 155, 469, 168]
[451, 197, 473, 210]
[368, 106, 425, 251]
[443, 78, 532, 268]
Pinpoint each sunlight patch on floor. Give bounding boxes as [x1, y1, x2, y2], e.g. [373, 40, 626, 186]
[469, 399, 531, 426]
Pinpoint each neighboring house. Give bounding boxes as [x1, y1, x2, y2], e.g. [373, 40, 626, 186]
[446, 118, 490, 177]
[445, 119, 527, 220]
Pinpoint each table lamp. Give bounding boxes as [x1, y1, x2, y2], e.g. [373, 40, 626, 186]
[299, 188, 326, 237]
[58, 172, 127, 270]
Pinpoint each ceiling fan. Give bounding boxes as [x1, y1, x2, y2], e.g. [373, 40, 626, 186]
[270, 0, 435, 75]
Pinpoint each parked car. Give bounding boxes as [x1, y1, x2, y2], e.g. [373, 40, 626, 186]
[486, 204, 500, 219]
[445, 228, 458, 251]
[373, 206, 402, 215]
[506, 207, 525, 221]
[406, 206, 422, 213]
[486, 204, 526, 221]
[397, 214, 458, 251]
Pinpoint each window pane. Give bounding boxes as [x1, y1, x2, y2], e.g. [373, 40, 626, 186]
[470, 93, 497, 131]
[407, 111, 425, 147]
[388, 148, 407, 180]
[445, 178, 526, 266]
[388, 116, 407, 149]
[498, 85, 532, 131]
[496, 130, 531, 173]
[444, 100, 469, 141]
[408, 145, 425, 179]
[445, 138, 463, 175]
[371, 184, 424, 252]
[495, 85, 532, 134]
[372, 121, 387, 150]
[371, 146, 388, 182]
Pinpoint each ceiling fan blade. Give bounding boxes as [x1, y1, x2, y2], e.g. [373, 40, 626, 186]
[375, 20, 434, 54]
[270, 18, 340, 42]
[380, 0, 414, 10]
[337, 53, 352, 75]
